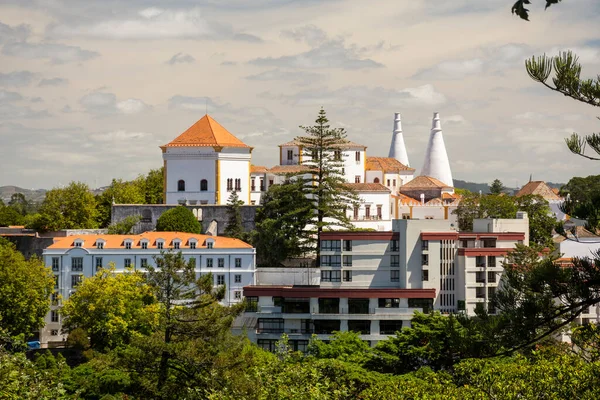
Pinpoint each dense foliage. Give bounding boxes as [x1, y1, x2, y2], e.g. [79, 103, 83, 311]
[155, 206, 202, 234]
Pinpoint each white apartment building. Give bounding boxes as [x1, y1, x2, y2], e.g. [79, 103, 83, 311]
[242, 215, 529, 350]
[41, 231, 256, 348]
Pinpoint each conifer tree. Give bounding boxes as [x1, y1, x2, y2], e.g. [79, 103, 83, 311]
[489, 179, 506, 195]
[224, 191, 244, 239]
[293, 108, 358, 266]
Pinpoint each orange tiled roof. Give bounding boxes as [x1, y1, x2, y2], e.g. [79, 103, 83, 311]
[250, 165, 268, 173]
[162, 115, 250, 149]
[268, 165, 310, 174]
[402, 176, 451, 189]
[515, 181, 561, 200]
[394, 193, 421, 205]
[47, 231, 252, 250]
[366, 157, 414, 173]
[344, 183, 390, 192]
[278, 138, 366, 150]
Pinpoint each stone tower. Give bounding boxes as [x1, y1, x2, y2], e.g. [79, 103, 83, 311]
[420, 112, 453, 187]
[388, 113, 410, 166]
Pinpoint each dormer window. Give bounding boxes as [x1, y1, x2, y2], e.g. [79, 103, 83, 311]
[173, 240, 181, 250]
[96, 241, 104, 249]
[124, 239, 133, 250]
[206, 239, 215, 249]
[157, 241, 164, 250]
[189, 240, 197, 249]
[141, 240, 148, 250]
[74, 239, 83, 248]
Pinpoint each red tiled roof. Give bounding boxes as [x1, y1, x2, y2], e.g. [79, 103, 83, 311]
[268, 165, 310, 174]
[393, 193, 420, 205]
[250, 165, 268, 173]
[278, 138, 367, 150]
[366, 157, 414, 173]
[344, 183, 391, 192]
[515, 181, 561, 200]
[47, 231, 252, 249]
[162, 115, 250, 149]
[402, 176, 451, 189]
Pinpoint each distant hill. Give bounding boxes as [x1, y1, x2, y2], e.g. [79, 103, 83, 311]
[453, 179, 566, 194]
[0, 186, 47, 204]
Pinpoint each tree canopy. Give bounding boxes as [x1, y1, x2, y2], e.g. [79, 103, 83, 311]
[155, 206, 202, 234]
[489, 179, 506, 195]
[0, 239, 54, 337]
[224, 190, 244, 239]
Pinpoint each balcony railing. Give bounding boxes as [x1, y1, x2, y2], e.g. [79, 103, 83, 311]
[351, 215, 385, 221]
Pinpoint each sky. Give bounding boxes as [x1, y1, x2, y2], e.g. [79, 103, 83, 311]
[0, 0, 599, 190]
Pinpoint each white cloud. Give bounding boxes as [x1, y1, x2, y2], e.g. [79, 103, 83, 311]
[38, 77, 68, 87]
[167, 52, 196, 65]
[280, 24, 328, 46]
[2, 42, 99, 64]
[413, 59, 484, 80]
[80, 92, 150, 115]
[0, 89, 23, 103]
[245, 68, 324, 82]
[0, 71, 35, 87]
[0, 21, 31, 44]
[116, 98, 149, 114]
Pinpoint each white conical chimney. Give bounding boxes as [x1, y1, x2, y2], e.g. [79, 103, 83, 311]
[420, 112, 453, 187]
[388, 113, 410, 167]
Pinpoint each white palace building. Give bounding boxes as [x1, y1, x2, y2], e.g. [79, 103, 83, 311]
[162, 112, 460, 231]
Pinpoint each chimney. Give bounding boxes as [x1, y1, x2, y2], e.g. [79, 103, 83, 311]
[420, 193, 425, 205]
[420, 112, 454, 187]
[388, 113, 410, 167]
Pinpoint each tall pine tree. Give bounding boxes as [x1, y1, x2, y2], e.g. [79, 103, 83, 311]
[224, 191, 244, 239]
[293, 108, 358, 266]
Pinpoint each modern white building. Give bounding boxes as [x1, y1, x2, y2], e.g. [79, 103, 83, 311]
[162, 115, 253, 205]
[241, 215, 529, 350]
[41, 231, 256, 348]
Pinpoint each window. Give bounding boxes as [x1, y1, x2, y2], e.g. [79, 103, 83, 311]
[251, 178, 256, 191]
[72, 257, 83, 271]
[391, 255, 400, 267]
[488, 286, 496, 298]
[245, 296, 258, 312]
[141, 209, 152, 222]
[174, 241, 180, 249]
[318, 298, 340, 314]
[488, 256, 496, 268]
[259, 178, 265, 191]
[190, 241, 196, 249]
[390, 270, 400, 282]
[206, 258, 213, 268]
[374, 177, 380, 183]
[321, 240, 341, 252]
[314, 320, 340, 334]
[141, 241, 148, 249]
[355, 175, 361, 183]
[141, 258, 148, 268]
[274, 297, 310, 313]
[235, 274, 242, 283]
[257, 339, 278, 352]
[321, 255, 341, 267]
[422, 240, 429, 250]
[74, 241, 82, 247]
[51, 292, 59, 305]
[227, 178, 233, 191]
[290, 340, 309, 353]
[124, 258, 132, 268]
[380, 320, 403, 335]
[200, 179, 208, 191]
[393, 179, 396, 187]
[343, 270, 352, 282]
[50, 329, 59, 336]
[54, 275, 59, 289]
[218, 258, 225, 268]
[234, 291, 242, 300]
[348, 298, 369, 314]
[377, 205, 382, 218]
[217, 274, 225, 285]
[422, 270, 429, 281]
[287, 149, 293, 160]
[96, 241, 104, 249]
[353, 206, 359, 220]
[344, 240, 352, 251]
[408, 298, 433, 312]
[482, 238, 497, 248]
[258, 318, 284, 333]
[387, 179, 391, 186]
[125, 241, 132, 249]
[71, 275, 83, 288]
[207, 241, 214, 249]
[343, 255, 352, 266]
[476, 287, 485, 298]
[235, 258, 242, 268]
[355, 151, 361, 162]
[379, 298, 400, 308]
[52, 257, 59, 272]
[321, 270, 341, 282]
[487, 271, 496, 283]
[391, 240, 400, 252]
[421, 254, 429, 266]
[235, 178, 241, 191]
[365, 205, 370, 218]
[51, 310, 59, 323]
[177, 180, 185, 192]
[95, 257, 102, 271]
[333, 150, 341, 160]
[348, 320, 370, 334]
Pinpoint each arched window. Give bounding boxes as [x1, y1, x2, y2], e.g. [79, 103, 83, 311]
[200, 179, 208, 191]
[177, 180, 185, 192]
[374, 177, 380, 183]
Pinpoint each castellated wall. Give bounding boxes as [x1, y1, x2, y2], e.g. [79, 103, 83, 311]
[111, 204, 258, 235]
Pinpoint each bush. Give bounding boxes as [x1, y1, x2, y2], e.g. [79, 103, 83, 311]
[155, 206, 202, 234]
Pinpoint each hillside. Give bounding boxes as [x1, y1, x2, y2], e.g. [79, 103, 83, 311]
[0, 186, 47, 204]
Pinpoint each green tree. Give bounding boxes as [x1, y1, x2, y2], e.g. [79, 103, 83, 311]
[61, 265, 160, 350]
[489, 179, 506, 195]
[143, 167, 164, 205]
[560, 175, 600, 230]
[453, 193, 516, 231]
[0, 205, 24, 226]
[34, 182, 99, 231]
[8, 193, 30, 216]
[0, 239, 54, 337]
[515, 194, 556, 246]
[224, 191, 244, 239]
[294, 108, 359, 265]
[308, 331, 373, 365]
[96, 178, 145, 228]
[253, 181, 313, 266]
[155, 206, 201, 233]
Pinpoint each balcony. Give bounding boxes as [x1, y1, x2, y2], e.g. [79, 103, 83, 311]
[351, 215, 385, 221]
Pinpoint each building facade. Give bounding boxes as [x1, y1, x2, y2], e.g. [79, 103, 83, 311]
[41, 231, 256, 348]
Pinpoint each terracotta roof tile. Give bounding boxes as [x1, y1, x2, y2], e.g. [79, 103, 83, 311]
[268, 165, 310, 174]
[402, 176, 451, 189]
[47, 231, 252, 250]
[162, 115, 250, 149]
[250, 165, 268, 173]
[393, 193, 421, 205]
[344, 183, 391, 192]
[278, 138, 366, 150]
[516, 181, 561, 200]
[366, 157, 415, 173]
